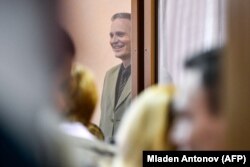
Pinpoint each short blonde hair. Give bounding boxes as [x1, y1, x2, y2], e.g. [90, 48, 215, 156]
[113, 85, 175, 167]
[67, 64, 98, 125]
[111, 13, 131, 21]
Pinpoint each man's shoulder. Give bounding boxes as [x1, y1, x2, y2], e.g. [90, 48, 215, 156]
[106, 64, 121, 76]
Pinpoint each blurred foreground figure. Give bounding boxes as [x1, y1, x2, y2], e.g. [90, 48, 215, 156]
[59, 64, 116, 166]
[101, 85, 175, 167]
[51, 32, 115, 167]
[0, 0, 78, 166]
[53, 30, 75, 114]
[0, 1, 115, 167]
[171, 49, 226, 150]
[61, 64, 98, 140]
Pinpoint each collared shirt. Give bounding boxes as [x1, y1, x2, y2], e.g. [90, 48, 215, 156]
[60, 121, 96, 140]
[114, 64, 131, 106]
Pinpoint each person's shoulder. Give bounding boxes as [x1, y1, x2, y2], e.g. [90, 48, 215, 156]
[106, 64, 121, 75]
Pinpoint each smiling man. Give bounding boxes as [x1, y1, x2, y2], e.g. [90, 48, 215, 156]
[100, 13, 132, 143]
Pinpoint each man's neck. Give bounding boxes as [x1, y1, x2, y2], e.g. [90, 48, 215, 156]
[121, 58, 131, 68]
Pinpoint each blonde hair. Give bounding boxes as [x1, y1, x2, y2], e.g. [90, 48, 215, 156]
[113, 85, 175, 167]
[67, 64, 98, 125]
[87, 123, 105, 141]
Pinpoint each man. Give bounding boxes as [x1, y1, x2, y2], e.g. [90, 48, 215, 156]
[171, 49, 226, 150]
[100, 13, 132, 142]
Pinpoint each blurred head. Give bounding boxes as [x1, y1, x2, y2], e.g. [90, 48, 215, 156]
[110, 13, 131, 61]
[67, 64, 98, 125]
[53, 29, 75, 112]
[171, 49, 226, 150]
[114, 85, 175, 167]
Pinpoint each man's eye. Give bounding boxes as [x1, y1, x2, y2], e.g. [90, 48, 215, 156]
[116, 32, 125, 37]
[109, 33, 114, 38]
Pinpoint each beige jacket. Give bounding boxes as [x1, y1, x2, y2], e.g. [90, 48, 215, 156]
[100, 64, 131, 142]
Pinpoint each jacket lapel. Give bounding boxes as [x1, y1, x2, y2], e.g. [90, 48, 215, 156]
[115, 75, 131, 110]
[110, 65, 120, 111]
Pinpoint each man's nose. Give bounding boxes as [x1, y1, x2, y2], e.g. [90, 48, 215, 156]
[110, 35, 118, 44]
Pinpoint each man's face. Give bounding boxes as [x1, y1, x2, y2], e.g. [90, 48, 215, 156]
[171, 71, 225, 150]
[172, 88, 225, 150]
[186, 87, 222, 150]
[110, 18, 131, 60]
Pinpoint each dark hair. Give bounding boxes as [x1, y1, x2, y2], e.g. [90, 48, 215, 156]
[185, 48, 223, 114]
[61, 30, 75, 56]
[111, 13, 131, 21]
[51, 29, 75, 73]
[56, 29, 75, 60]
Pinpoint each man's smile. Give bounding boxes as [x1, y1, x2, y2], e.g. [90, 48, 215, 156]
[112, 43, 125, 51]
